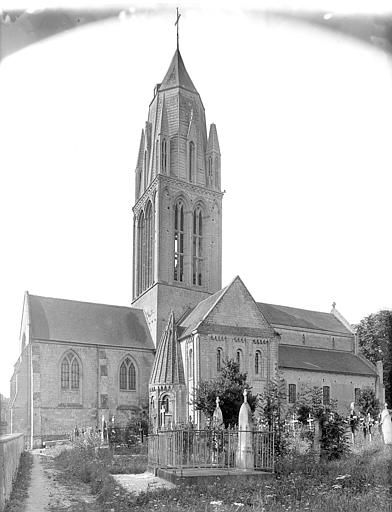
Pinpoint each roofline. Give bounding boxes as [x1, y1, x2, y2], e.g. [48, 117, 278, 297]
[272, 324, 353, 337]
[279, 364, 376, 377]
[30, 337, 156, 353]
[28, 293, 144, 312]
[259, 302, 337, 316]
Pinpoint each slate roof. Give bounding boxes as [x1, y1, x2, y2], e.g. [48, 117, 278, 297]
[159, 49, 198, 94]
[178, 286, 228, 339]
[258, 303, 352, 335]
[279, 345, 376, 376]
[150, 311, 185, 386]
[27, 294, 154, 350]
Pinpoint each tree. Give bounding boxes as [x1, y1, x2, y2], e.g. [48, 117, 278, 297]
[355, 310, 392, 405]
[356, 387, 380, 418]
[254, 372, 287, 454]
[293, 385, 338, 424]
[193, 359, 255, 427]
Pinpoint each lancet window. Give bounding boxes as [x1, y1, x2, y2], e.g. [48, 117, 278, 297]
[174, 200, 185, 282]
[192, 207, 203, 286]
[188, 141, 195, 182]
[119, 357, 136, 391]
[61, 352, 80, 390]
[161, 138, 167, 173]
[217, 348, 223, 372]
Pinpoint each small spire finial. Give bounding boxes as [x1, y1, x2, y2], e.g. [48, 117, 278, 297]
[216, 396, 220, 407]
[243, 388, 248, 403]
[175, 7, 181, 50]
[332, 301, 336, 309]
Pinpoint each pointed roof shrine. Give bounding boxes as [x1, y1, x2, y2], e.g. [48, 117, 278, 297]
[150, 311, 185, 386]
[159, 49, 198, 94]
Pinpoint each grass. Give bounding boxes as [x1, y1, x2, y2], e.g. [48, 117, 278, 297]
[52, 438, 392, 512]
[4, 452, 33, 512]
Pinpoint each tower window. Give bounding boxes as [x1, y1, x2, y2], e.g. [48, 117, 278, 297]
[137, 210, 145, 296]
[217, 348, 223, 372]
[192, 207, 203, 286]
[174, 201, 185, 282]
[188, 348, 193, 379]
[207, 156, 213, 186]
[119, 357, 136, 391]
[189, 141, 195, 182]
[161, 138, 167, 173]
[145, 201, 154, 289]
[61, 352, 80, 390]
[288, 384, 297, 404]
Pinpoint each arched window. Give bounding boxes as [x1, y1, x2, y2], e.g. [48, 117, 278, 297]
[188, 348, 193, 379]
[192, 207, 203, 286]
[145, 201, 154, 289]
[189, 141, 195, 182]
[161, 395, 169, 413]
[137, 210, 145, 295]
[119, 357, 136, 391]
[236, 350, 242, 370]
[174, 200, 185, 282]
[61, 352, 80, 390]
[161, 138, 167, 173]
[217, 348, 223, 372]
[255, 351, 261, 375]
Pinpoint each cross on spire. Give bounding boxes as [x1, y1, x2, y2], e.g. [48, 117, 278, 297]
[175, 7, 181, 50]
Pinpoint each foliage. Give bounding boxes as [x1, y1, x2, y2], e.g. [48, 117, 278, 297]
[193, 359, 256, 427]
[254, 372, 287, 454]
[356, 387, 381, 418]
[320, 412, 351, 460]
[290, 385, 349, 461]
[293, 385, 338, 423]
[57, 436, 392, 512]
[355, 309, 392, 405]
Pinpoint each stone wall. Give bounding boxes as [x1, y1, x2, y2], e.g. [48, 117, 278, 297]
[277, 327, 353, 352]
[0, 433, 24, 511]
[282, 368, 377, 413]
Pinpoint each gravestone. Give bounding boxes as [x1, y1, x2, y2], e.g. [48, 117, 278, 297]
[236, 389, 254, 470]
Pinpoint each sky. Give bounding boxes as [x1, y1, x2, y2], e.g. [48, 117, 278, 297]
[1, 3, 392, 396]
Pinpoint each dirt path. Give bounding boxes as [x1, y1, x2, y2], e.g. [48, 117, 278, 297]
[24, 450, 96, 511]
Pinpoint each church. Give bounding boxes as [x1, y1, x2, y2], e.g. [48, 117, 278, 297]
[10, 44, 384, 448]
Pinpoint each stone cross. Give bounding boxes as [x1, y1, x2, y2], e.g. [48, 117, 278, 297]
[307, 414, 314, 429]
[243, 388, 248, 403]
[175, 7, 181, 50]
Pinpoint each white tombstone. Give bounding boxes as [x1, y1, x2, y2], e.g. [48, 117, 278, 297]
[380, 403, 392, 445]
[212, 396, 224, 428]
[236, 389, 254, 470]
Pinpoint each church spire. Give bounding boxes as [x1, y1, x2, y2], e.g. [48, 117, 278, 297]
[159, 48, 198, 94]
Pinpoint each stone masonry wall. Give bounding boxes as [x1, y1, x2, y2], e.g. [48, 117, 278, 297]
[32, 341, 154, 444]
[0, 433, 24, 511]
[282, 368, 377, 414]
[277, 328, 353, 351]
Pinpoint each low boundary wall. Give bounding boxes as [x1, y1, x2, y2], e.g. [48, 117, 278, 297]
[0, 434, 24, 511]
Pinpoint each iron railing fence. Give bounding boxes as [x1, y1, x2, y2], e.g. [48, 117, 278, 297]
[148, 428, 274, 472]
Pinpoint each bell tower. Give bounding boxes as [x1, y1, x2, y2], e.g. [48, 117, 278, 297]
[132, 48, 223, 346]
